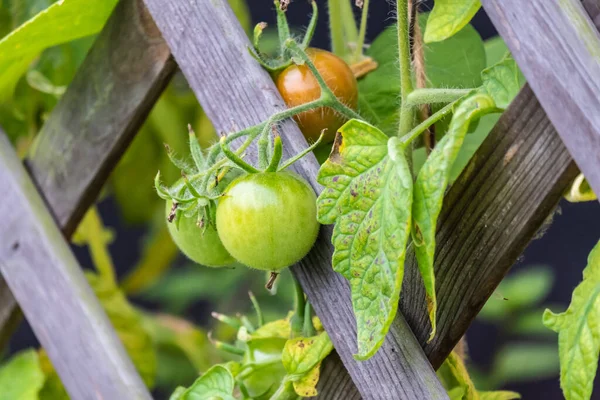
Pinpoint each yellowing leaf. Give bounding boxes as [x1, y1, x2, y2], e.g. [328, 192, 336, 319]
[251, 318, 291, 339]
[413, 94, 497, 341]
[317, 120, 413, 359]
[0, 350, 45, 400]
[544, 239, 600, 400]
[282, 332, 333, 397]
[292, 362, 321, 397]
[424, 0, 481, 43]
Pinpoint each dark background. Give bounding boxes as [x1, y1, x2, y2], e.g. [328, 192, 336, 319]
[7, 1, 600, 399]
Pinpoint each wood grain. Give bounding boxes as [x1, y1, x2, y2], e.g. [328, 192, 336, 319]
[142, 0, 448, 398]
[401, 86, 578, 367]
[481, 0, 600, 199]
[0, 129, 151, 399]
[0, 0, 174, 392]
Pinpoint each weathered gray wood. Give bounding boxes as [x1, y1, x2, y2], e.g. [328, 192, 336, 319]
[0, 129, 152, 399]
[401, 86, 579, 367]
[27, 0, 175, 237]
[0, 0, 174, 389]
[481, 0, 600, 199]
[142, 0, 447, 398]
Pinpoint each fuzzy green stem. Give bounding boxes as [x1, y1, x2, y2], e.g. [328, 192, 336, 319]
[397, 0, 414, 136]
[328, 0, 346, 57]
[399, 101, 456, 145]
[266, 136, 284, 172]
[406, 88, 472, 106]
[302, 1, 319, 48]
[353, 0, 370, 62]
[220, 136, 260, 173]
[290, 276, 306, 337]
[340, 0, 358, 44]
[275, 0, 291, 57]
[278, 130, 325, 171]
[240, 315, 256, 333]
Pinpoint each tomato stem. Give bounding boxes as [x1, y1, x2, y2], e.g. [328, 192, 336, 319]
[266, 272, 279, 290]
[266, 135, 284, 172]
[291, 275, 306, 337]
[248, 291, 265, 327]
[303, 301, 316, 337]
[353, 0, 370, 63]
[396, 0, 415, 137]
[406, 88, 472, 106]
[301, 1, 319, 49]
[220, 136, 260, 174]
[328, 0, 347, 58]
[399, 100, 457, 146]
[275, 0, 292, 57]
[278, 130, 325, 171]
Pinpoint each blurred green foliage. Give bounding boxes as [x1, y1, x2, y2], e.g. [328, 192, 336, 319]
[473, 266, 560, 390]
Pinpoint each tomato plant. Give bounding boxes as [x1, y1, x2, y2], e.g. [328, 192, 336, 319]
[1, 0, 599, 399]
[276, 48, 358, 142]
[216, 171, 319, 271]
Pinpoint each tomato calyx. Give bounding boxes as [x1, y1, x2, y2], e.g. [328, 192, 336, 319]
[249, 0, 318, 74]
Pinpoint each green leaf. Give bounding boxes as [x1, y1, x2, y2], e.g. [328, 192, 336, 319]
[177, 365, 236, 400]
[479, 55, 525, 110]
[0, 349, 45, 400]
[358, 15, 485, 136]
[316, 120, 413, 359]
[0, 0, 118, 102]
[490, 343, 559, 385]
[543, 239, 600, 400]
[413, 94, 497, 341]
[424, 0, 481, 43]
[484, 36, 509, 67]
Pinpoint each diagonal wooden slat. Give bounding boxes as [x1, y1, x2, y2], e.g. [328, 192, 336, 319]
[142, 0, 448, 399]
[0, 0, 174, 391]
[0, 128, 152, 398]
[27, 0, 175, 237]
[481, 0, 600, 199]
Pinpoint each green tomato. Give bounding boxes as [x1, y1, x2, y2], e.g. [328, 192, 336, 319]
[166, 200, 235, 267]
[216, 172, 319, 271]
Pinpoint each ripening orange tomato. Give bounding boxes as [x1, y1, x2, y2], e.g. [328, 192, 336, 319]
[275, 48, 358, 143]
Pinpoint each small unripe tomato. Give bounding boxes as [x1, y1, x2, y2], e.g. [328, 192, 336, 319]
[276, 48, 358, 143]
[166, 199, 235, 267]
[216, 171, 319, 271]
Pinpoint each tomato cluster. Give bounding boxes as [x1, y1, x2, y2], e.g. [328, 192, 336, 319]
[167, 171, 319, 272]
